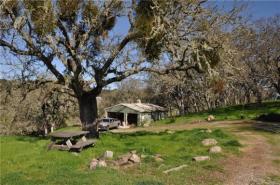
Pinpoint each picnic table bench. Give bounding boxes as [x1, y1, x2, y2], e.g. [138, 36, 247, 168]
[48, 131, 95, 152]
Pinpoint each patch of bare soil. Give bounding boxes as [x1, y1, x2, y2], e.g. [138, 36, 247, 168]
[111, 120, 253, 133]
[220, 131, 280, 185]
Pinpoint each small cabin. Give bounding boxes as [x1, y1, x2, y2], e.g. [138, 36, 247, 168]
[104, 100, 167, 126]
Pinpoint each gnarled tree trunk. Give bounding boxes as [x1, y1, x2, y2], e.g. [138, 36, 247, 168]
[78, 92, 99, 137]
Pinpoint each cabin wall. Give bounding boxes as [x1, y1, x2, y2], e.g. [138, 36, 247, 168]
[105, 105, 166, 126]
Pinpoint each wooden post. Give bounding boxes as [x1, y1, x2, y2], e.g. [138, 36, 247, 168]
[124, 113, 128, 126]
[138, 113, 141, 126]
[66, 139, 73, 149]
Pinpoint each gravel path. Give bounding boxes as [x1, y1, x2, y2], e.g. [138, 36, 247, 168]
[110, 120, 253, 133]
[221, 131, 280, 185]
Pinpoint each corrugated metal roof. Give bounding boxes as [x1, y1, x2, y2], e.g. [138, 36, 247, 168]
[105, 103, 166, 113]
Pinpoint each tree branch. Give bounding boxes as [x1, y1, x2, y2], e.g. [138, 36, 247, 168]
[0, 39, 34, 56]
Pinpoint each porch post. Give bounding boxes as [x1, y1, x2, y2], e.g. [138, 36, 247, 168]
[138, 113, 141, 126]
[124, 113, 128, 126]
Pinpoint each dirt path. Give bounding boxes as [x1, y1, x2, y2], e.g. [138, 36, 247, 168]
[111, 120, 280, 185]
[110, 120, 253, 133]
[221, 130, 280, 185]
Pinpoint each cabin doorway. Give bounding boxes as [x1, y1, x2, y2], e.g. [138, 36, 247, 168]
[127, 113, 138, 125]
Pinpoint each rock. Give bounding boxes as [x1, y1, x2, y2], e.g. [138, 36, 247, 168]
[193, 156, 210, 161]
[97, 160, 107, 167]
[207, 115, 215, 121]
[163, 164, 187, 174]
[89, 159, 99, 170]
[89, 159, 107, 170]
[129, 153, 141, 163]
[116, 154, 131, 166]
[103, 150, 113, 159]
[166, 130, 175, 134]
[202, 138, 218, 146]
[209, 146, 222, 153]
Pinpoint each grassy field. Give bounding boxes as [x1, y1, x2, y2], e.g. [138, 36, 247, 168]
[155, 101, 280, 125]
[0, 129, 240, 185]
[1, 101, 279, 185]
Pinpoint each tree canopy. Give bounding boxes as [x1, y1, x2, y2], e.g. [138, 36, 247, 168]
[0, 0, 241, 131]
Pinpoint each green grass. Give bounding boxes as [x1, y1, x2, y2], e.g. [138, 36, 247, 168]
[0, 129, 240, 185]
[155, 101, 280, 125]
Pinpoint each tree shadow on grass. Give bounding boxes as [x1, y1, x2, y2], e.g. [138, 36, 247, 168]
[15, 135, 48, 143]
[116, 131, 169, 138]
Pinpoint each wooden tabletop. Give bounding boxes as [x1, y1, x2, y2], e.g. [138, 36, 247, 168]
[49, 131, 89, 139]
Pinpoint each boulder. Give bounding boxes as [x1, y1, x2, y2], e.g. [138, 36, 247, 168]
[116, 153, 131, 166]
[89, 159, 107, 170]
[97, 160, 107, 167]
[202, 138, 218, 146]
[209, 146, 222, 153]
[193, 156, 210, 161]
[207, 115, 215, 121]
[103, 151, 114, 159]
[89, 159, 99, 170]
[129, 153, 141, 163]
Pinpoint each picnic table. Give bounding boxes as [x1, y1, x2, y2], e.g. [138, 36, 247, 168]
[48, 131, 95, 152]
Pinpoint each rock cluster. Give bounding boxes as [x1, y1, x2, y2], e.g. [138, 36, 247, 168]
[193, 137, 223, 162]
[90, 150, 141, 170]
[115, 151, 141, 166]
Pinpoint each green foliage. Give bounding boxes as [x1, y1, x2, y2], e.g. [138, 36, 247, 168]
[82, 1, 98, 22]
[2, 0, 19, 16]
[97, 0, 123, 36]
[134, 0, 164, 60]
[0, 129, 239, 185]
[57, 0, 80, 24]
[24, 0, 56, 36]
